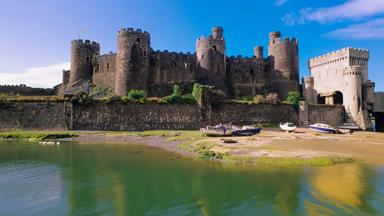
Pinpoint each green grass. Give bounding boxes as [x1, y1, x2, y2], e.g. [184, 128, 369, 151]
[221, 155, 354, 167]
[0, 131, 79, 141]
[254, 156, 354, 167]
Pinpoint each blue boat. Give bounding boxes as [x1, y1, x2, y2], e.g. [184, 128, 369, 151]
[232, 126, 262, 136]
[309, 123, 337, 134]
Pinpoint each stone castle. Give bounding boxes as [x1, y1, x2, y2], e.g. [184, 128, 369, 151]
[303, 47, 376, 129]
[62, 27, 299, 99]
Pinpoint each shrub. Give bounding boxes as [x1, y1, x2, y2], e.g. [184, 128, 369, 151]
[172, 84, 181, 96]
[72, 92, 92, 105]
[192, 83, 203, 101]
[284, 91, 301, 108]
[253, 94, 266, 104]
[165, 94, 196, 104]
[91, 85, 113, 97]
[127, 89, 145, 100]
[265, 93, 280, 104]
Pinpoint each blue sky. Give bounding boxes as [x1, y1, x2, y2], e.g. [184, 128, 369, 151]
[0, 0, 383, 90]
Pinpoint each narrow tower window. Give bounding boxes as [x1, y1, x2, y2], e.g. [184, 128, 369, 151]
[106, 62, 110, 69]
[136, 38, 141, 43]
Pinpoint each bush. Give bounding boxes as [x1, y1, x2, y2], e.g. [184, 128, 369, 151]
[284, 91, 301, 108]
[253, 95, 266, 104]
[127, 89, 145, 100]
[192, 83, 203, 101]
[72, 92, 92, 105]
[165, 94, 196, 104]
[91, 85, 113, 97]
[265, 93, 280, 104]
[172, 84, 181, 96]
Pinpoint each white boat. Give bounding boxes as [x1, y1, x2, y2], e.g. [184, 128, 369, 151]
[338, 123, 359, 130]
[309, 123, 337, 134]
[279, 122, 297, 133]
[200, 124, 233, 136]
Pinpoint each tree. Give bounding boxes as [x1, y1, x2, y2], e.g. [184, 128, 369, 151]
[285, 91, 301, 108]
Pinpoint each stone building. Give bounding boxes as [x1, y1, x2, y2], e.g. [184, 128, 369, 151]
[303, 47, 376, 129]
[62, 27, 299, 99]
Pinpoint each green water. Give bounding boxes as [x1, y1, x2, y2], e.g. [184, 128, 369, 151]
[0, 141, 384, 216]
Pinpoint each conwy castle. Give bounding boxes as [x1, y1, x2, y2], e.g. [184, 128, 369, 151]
[62, 27, 299, 99]
[1, 27, 383, 131]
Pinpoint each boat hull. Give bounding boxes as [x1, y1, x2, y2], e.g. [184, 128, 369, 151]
[309, 125, 336, 134]
[232, 128, 261, 136]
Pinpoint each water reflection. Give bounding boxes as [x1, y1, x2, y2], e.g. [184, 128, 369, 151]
[0, 141, 383, 216]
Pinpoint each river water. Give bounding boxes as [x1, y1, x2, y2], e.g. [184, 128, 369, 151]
[0, 141, 383, 216]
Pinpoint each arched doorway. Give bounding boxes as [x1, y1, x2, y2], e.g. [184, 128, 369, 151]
[317, 94, 326, 104]
[334, 91, 343, 105]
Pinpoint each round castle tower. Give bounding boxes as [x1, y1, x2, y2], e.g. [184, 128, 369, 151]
[254, 46, 264, 59]
[268, 31, 299, 98]
[70, 39, 100, 85]
[115, 28, 151, 96]
[343, 66, 363, 121]
[196, 26, 226, 89]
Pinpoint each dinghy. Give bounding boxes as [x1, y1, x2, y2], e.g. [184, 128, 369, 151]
[200, 124, 233, 137]
[309, 123, 337, 134]
[279, 122, 297, 133]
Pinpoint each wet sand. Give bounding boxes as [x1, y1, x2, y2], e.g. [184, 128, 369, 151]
[65, 129, 384, 165]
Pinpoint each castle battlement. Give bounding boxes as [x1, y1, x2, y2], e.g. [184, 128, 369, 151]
[310, 47, 369, 61]
[118, 28, 150, 38]
[65, 26, 299, 99]
[71, 39, 100, 46]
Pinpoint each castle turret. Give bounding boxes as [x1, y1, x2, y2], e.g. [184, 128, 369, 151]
[196, 26, 227, 90]
[364, 80, 375, 110]
[302, 76, 315, 104]
[69, 39, 100, 85]
[343, 66, 372, 129]
[115, 28, 151, 96]
[254, 46, 264, 59]
[268, 31, 299, 99]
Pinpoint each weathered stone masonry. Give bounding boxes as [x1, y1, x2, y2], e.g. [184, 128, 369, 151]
[63, 27, 299, 99]
[0, 101, 299, 131]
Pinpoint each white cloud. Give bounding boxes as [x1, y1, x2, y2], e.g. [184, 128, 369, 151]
[0, 62, 69, 88]
[275, 0, 288, 6]
[283, 0, 384, 25]
[326, 18, 384, 39]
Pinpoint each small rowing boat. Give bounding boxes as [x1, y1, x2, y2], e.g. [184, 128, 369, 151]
[279, 122, 297, 133]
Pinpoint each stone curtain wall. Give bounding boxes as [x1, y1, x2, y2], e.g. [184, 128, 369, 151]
[0, 101, 302, 131]
[70, 102, 202, 130]
[0, 101, 67, 131]
[210, 104, 298, 125]
[299, 101, 345, 127]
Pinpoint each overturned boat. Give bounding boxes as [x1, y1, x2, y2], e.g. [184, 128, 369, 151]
[279, 122, 297, 133]
[309, 123, 337, 134]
